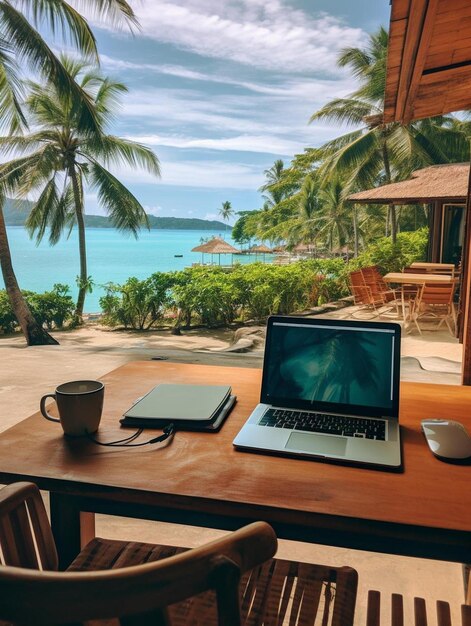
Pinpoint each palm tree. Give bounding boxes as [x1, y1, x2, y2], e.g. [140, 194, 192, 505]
[0, 0, 136, 345]
[259, 159, 286, 206]
[280, 176, 320, 249]
[219, 201, 234, 237]
[0, 57, 160, 321]
[317, 178, 352, 252]
[310, 27, 469, 243]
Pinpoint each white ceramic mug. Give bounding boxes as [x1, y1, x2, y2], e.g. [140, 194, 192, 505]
[40, 380, 104, 437]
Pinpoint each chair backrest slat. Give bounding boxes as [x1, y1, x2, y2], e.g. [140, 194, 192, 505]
[0, 483, 58, 571]
[462, 604, 471, 626]
[436, 600, 452, 626]
[391, 593, 404, 626]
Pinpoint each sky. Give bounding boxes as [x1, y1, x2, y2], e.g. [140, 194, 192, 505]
[74, 0, 391, 222]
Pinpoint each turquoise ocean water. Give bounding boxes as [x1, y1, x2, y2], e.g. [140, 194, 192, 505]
[2, 226, 262, 312]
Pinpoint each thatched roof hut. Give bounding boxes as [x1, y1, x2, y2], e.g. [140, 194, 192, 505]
[347, 164, 469, 204]
[192, 238, 239, 254]
[248, 244, 273, 254]
[191, 238, 239, 265]
[346, 163, 469, 268]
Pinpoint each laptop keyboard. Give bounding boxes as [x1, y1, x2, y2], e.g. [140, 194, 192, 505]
[259, 409, 386, 440]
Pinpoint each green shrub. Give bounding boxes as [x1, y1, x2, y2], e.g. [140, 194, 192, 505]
[172, 267, 238, 328]
[97, 229, 429, 331]
[230, 262, 323, 320]
[99, 273, 175, 330]
[348, 229, 428, 274]
[0, 291, 17, 334]
[26, 284, 75, 329]
[0, 284, 74, 334]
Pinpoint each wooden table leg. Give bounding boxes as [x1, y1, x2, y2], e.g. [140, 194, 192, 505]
[464, 564, 471, 604]
[50, 492, 95, 570]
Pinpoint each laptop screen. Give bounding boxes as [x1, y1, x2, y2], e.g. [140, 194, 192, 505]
[261, 317, 400, 418]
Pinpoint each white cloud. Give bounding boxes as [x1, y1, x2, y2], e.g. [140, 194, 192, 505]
[107, 0, 365, 74]
[144, 205, 163, 215]
[204, 213, 219, 221]
[118, 76, 358, 152]
[114, 159, 263, 190]
[125, 133, 302, 156]
[100, 54, 356, 97]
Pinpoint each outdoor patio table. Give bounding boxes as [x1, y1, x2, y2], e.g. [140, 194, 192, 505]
[0, 361, 469, 570]
[410, 262, 455, 273]
[383, 272, 455, 285]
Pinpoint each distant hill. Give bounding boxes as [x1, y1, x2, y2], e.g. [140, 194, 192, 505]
[2, 198, 231, 231]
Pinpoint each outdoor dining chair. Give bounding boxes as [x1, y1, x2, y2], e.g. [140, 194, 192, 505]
[348, 268, 398, 318]
[361, 265, 398, 302]
[0, 482, 359, 626]
[410, 282, 457, 336]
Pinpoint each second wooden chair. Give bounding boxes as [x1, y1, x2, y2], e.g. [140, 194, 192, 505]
[0, 482, 359, 626]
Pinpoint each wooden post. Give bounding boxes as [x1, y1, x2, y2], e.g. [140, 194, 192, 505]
[460, 167, 471, 384]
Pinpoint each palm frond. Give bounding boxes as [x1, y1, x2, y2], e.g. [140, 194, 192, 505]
[94, 78, 128, 116]
[0, 149, 52, 195]
[0, 45, 27, 132]
[60, 0, 138, 29]
[82, 135, 161, 176]
[0, 3, 99, 133]
[26, 84, 68, 127]
[25, 176, 59, 243]
[337, 47, 371, 77]
[319, 129, 378, 181]
[315, 129, 365, 159]
[88, 160, 149, 235]
[51, 179, 75, 244]
[310, 98, 380, 126]
[15, 0, 98, 60]
[0, 132, 57, 156]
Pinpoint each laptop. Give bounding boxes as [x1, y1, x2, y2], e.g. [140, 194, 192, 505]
[233, 316, 402, 470]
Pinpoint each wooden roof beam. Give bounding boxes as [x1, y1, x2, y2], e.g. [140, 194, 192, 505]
[397, 0, 439, 123]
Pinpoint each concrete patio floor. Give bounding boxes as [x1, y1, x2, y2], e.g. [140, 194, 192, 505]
[0, 319, 466, 624]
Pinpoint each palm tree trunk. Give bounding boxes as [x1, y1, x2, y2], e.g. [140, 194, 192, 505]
[70, 169, 87, 321]
[381, 140, 397, 243]
[0, 206, 58, 345]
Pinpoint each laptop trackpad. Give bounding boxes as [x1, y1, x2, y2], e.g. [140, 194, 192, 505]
[286, 433, 347, 456]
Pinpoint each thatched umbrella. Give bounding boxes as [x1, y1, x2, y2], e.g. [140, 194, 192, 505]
[191, 237, 240, 265]
[247, 243, 273, 262]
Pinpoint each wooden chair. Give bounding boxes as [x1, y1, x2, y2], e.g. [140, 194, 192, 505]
[349, 269, 398, 318]
[410, 282, 457, 335]
[361, 265, 398, 303]
[0, 482, 359, 625]
[366, 590, 471, 626]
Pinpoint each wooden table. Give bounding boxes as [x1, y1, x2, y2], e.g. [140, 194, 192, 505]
[0, 362, 470, 570]
[383, 272, 455, 285]
[410, 262, 455, 273]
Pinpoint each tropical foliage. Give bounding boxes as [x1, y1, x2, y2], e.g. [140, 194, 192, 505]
[232, 27, 469, 252]
[0, 0, 136, 345]
[94, 229, 427, 332]
[100, 274, 176, 331]
[0, 57, 160, 321]
[0, 284, 74, 334]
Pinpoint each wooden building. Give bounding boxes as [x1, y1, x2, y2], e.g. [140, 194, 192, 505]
[378, 0, 471, 384]
[348, 163, 468, 264]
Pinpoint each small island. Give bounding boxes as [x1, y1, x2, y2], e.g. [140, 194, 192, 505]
[3, 198, 230, 231]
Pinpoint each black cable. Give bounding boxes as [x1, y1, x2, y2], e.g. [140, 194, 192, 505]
[86, 423, 175, 448]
